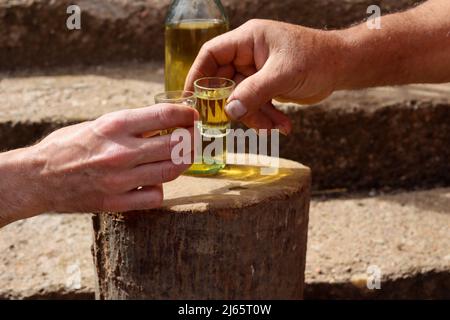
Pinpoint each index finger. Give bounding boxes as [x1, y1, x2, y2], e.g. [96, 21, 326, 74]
[184, 30, 241, 91]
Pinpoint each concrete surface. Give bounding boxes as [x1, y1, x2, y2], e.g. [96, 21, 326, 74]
[0, 214, 94, 299]
[1, 63, 449, 190]
[1, 188, 449, 299]
[306, 188, 450, 299]
[0, 0, 422, 69]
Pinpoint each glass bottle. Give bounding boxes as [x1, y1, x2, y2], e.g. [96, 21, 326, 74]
[165, 0, 229, 91]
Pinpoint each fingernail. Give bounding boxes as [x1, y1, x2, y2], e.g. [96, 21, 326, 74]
[275, 125, 289, 136]
[225, 100, 247, 120]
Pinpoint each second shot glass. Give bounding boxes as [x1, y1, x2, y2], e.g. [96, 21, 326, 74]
[153, 90, 196, 136]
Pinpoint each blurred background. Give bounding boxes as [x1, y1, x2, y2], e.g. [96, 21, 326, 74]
[0, 0, 425, 69]
[0, 0, 448, 300]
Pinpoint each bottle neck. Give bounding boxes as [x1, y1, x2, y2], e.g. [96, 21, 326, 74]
[166, 0, 228, 25]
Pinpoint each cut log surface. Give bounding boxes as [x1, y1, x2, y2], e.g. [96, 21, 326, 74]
[92, 154, 311, 300]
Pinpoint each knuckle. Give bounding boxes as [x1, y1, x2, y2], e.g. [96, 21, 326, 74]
[200, 40, 220, 63]
[244, 19, 262, 29]
[163, 103, 181, 118]
[157, 104, 188, 129]
[99, 174, 125, 194]
[101, 196, 122, 212]
[161, 164, 180, 182]
[165, 136, 174, 158]
[201, 39, 214, 53]
[98, 195, 108, 211]
[97, 145, 134, 168]
[242, 81, 260, 101]
[135, 188, 163, 210]
[95, 111, 128, 134]
[152, 188, 164, 207]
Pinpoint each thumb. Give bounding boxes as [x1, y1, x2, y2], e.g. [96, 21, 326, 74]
[225, 62, 283, 121]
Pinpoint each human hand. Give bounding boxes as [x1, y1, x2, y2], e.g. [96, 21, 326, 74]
[0, 104, 198, 226]
[185, 19, 345, 134]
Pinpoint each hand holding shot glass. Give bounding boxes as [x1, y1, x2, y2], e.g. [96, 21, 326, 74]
[154, 77, 235, 175]
[153, 90, 197, 136]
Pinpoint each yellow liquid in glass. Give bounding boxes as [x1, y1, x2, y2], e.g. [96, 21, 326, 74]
[189, 90, 230, 174]
[196, 92, 229, 131]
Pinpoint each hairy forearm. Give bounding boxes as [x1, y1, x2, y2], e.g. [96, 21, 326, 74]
[0, 147, 47, 227]
[337, 0, 450, 90]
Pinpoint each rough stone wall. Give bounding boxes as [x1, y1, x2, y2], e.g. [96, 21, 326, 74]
[0, 0, 422, 69]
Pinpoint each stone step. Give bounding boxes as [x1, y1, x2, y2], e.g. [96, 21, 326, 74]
[1, 63, 449, 190]
[1, 188, 449, 299]
[279, 85, 450, 190]
[0, 0, 420, 70]
[306, 188, 450, 299]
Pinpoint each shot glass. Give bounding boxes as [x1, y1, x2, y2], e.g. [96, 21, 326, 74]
[153, 90, 201, 175]
[194, 77, 235, 133]
[153, 90, 196, 136]
[190, 77, 235, 175]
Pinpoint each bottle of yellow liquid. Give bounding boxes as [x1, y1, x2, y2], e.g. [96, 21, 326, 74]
[165, 0, 229, 174]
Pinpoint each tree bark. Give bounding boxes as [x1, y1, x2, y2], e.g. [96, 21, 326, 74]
[92, 155, 311, 299]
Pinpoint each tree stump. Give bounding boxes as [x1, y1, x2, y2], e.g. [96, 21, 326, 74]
[92, 154, 311, 299]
